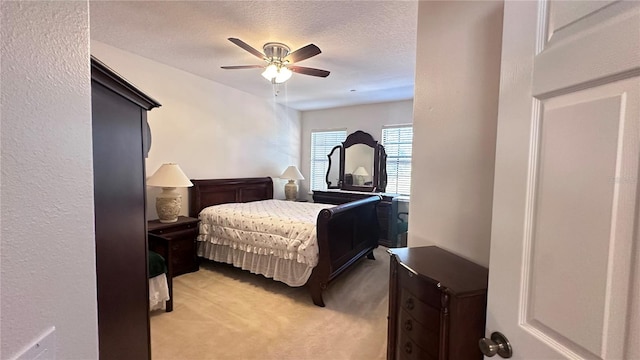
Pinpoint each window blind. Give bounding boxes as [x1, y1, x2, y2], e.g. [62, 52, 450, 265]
[310, 130, 347, 191]
[382, 125, 413, 195]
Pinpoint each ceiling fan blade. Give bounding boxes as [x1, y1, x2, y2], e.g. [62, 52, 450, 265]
[284, 44, 321, 63]
[221, 65, 264, 69]
[289, 66, 330, 78]
[228, 38, 265, 60]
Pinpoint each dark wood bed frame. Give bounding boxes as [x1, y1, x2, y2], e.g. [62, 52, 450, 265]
[188, 177, 381, 307]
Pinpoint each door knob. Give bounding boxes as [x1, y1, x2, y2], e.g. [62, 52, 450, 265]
[479, 332, 512, 358]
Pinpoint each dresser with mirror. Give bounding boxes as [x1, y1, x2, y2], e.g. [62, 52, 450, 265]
[313, 130, 406, 248]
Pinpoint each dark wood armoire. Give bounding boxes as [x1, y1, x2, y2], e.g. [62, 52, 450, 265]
[387, 246, 489, 360]
[91, 56, 160, 359]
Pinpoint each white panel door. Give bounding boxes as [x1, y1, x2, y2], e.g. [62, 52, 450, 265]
[485, 1, 639, 359]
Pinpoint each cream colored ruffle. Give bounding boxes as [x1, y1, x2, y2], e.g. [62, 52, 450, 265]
[197, 241, 314, 287]
[149, 273, 170, 311]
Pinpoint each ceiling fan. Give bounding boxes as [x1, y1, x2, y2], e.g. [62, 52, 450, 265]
[221, 38, 330, 84]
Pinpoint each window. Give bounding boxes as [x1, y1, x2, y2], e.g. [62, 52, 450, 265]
[310, 130, 347, 191]
[382, 125, 413, 195]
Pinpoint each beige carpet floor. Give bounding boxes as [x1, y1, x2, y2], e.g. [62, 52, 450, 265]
[150, 247, 390, 360]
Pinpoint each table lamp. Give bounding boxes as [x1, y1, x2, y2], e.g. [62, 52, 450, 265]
[280, 165, 304, 201]
[147, 163, 193, 223]
[353, 166, 369, 186]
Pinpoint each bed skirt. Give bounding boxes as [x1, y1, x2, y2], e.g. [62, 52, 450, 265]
[198, 241, 314, 287]
[149, 273, 170, 311]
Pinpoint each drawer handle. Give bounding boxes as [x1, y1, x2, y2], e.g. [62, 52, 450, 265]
[172, 245, 180, 251]
[404, 319, 413, 331]
[405, 297, 415, 310]
[404, 342, 412, 354]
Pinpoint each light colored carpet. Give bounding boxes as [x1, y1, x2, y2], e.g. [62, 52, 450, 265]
[150, 247, 390, 360]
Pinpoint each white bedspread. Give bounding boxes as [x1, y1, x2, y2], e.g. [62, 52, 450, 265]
[197, 200, 331, 268]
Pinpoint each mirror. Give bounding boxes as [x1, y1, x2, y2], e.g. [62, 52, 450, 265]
[326, 145, 341, 189]
[344, 144, 375, 187]
[324, 130, 388, 192]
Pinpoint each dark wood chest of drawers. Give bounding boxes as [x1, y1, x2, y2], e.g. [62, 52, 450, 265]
[312, 190, 403, 247]
[388, 246, 488, 360]
[148, 216, 200, 277]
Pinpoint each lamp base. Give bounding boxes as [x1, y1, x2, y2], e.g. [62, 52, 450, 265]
[284, 180, 297, 201]
[156, 187, 182, 223]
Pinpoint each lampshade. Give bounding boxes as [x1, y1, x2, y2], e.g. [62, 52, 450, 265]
[353, 166, 369, 176]
[147, 163, 193, 188]
[280, 165, 304, 180]
[261, 64, 278, 81]
[274, 66, 292, 83]
[262, 64, 293, 84]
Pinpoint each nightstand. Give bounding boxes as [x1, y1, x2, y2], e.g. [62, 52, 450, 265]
[148, 216, 200, 277]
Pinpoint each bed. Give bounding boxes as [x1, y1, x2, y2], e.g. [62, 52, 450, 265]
[189, 177, 381, 307]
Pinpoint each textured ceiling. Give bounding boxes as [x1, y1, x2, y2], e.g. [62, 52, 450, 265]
[90, 1, 418, 111]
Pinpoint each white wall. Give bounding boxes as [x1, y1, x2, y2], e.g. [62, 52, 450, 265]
[409, 1, 504, 267]
[300, 100, 413, 198]
[91, 41, 301, 219]
[1, 2, 98, 359]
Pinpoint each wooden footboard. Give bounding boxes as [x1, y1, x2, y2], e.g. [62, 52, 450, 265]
[308, 195, 382, 307]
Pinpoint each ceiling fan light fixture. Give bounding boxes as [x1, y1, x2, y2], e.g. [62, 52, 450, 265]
[224, 38, 329, 82]
[262, 64, 293, 84]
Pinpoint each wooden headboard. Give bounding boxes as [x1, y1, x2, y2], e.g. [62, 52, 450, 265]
[188, 177, 274, 217]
